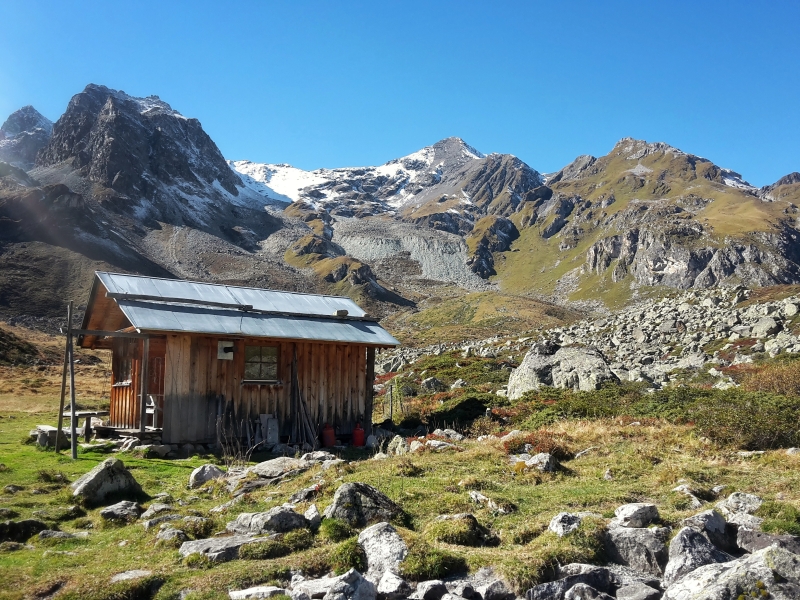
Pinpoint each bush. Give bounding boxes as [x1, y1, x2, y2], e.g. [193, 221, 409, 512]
[399, 539, 467, 581]
[239, 540, 290, 560]
[690, 390, 800, 449]
[284, 528, 314, 552]
[741, 360, 800, 397]
[501, 430, 572, 459]
[182, 518, 215, 539]
[319, 518, 354, 543]
[424, 516, 497, 547]
[329, 537, 366, 575]
[183, 553, 213, 569]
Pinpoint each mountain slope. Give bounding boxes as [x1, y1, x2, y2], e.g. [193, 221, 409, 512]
[494, 138, 800, 306]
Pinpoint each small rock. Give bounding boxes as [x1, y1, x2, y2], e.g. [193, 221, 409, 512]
[189, 464, 225, 489]
[110, 569, 152, 583]
[413, 581, 447, 600]
[549, 512, 582, 537]
[614, 503, 659, 528]
[140, 503, 174, 520]
[157, 527, 189, 544]
[229, 586, 288, 600]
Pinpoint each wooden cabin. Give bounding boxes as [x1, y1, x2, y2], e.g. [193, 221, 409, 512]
[78, 272, 400, 445]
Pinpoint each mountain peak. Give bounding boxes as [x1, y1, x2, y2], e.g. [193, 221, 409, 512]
[81, 84, 186, 119]
[431, 137, 485, 159]
[1, 105, 53, 137]
[612, 137, 686, 160]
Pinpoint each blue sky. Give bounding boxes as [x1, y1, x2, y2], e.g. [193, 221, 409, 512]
[1, 1, 798, 186]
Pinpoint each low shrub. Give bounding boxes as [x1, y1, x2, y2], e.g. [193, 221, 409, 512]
[741, 360, 800, 397]
[423, 516, 497, 547]
[329, 537, 366, 574]
[319, 518, 354, 543]
[239, 540, 290, 560]
[283, 528, 314, 552]
[36, 470, 69, 484]
[395, 457, 423, 477]
[690, 391, 800, 449]
[399, 539, 467, 581]
[501, 430, 572, 459]
[182, 518, 215, 539]
[183, 553, 213, 569]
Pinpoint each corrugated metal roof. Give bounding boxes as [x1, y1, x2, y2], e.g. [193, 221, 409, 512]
[97, 271, 368, 318]
[94, 272, 399, 346]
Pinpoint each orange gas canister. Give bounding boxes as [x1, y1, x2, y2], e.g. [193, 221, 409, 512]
[352, 423, 365, 447]
[322, 423, 336, 448]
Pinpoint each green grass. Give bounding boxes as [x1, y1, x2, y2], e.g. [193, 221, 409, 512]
[3, 371, 800, 598]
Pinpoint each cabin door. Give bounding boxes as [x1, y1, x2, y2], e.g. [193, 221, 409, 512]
[147, 338, 167, 428]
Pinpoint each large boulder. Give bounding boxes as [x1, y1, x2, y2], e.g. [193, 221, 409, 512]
[508, 345, 618, 399]
[179, 534, 273, 562]
[604, 523, 670, 576]
[323, 483, 403, 528]
[357, 522, 408, 581]
[227, 506, 308, 535]
[714, 492, 764, 531]
[614, 583, 661, 600]
[662, 546, 800, 600]
[189, 464, 225, 489]
[662, 527, 733, 587]
[681, 510, 735, 552]
[70, 458, 142, 506]
[247, 457, 311, 478]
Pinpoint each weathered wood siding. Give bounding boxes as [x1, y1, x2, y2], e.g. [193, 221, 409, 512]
[109, 337, 166, 428]
[160, 334, 374, 445]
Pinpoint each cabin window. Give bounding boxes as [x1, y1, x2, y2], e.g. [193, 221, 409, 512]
[244, 345, 279, 382]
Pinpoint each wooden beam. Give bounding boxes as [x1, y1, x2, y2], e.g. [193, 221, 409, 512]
[55, 302, 72, 454]
[69, 328, 150, 339]
[365, 347, 376, 436]
[68, 309, 78, 460]
[139, 337, 150, 437]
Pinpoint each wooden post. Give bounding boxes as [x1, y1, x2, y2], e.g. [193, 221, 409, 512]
[68, 316, 77, 460]
[55, 302, 73, 453]
[365, 347, 376, 436]
[139, 337, 150, 438]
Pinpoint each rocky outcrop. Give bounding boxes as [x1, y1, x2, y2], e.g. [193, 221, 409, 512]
[507, 343, 618, 399]
[662, 546, 800, 600]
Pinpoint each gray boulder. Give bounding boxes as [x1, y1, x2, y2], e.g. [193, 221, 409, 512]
[508, 345, 618, 399]
[179, 534, 273, 562]
[662, 527, 733, 587]
[156, 527, 189, 544]
[614, 503, 659, 528]
[564, 584, 613, 600]
[604, 523, 670, 576]
[526, 453, 558, 472]
[525, 566, 613, 600]
[680, 510, 734, 552]
[293, 569, 376, 600]
[189, 464, 225, 489]
[615, 583, 662, 600]
[70, 458, 142, 505]
[140, 503, 174, 520]
[247, 457, 311, 478]
[357, 522, 407, 581]
[377, 571, 411, 600]
[99, 500, 143, 522]
[227, 506, 308, 534]
[412, 581, 447, 600]
[323, 483, 403, 527]
[420, 377, 447, 392]
[305, 504, 322, 530]
[387, 436, 409, 456]
[736, 529, 800, 554]
[752, 317, 781, 338]
[714, 492, 764, 531]
[662, 546, 800, 600]
[230, 586, 288, 600]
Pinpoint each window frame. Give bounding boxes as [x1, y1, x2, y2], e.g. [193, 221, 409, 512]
[242, 344, 280, 384]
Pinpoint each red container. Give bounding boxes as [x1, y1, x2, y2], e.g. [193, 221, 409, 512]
[352, 423, 365, 447]
[322, 423, 336, 448]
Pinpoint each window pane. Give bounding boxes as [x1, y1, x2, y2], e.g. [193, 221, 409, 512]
[244, 346, 262, 362]
[244, 362, 261, 380]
